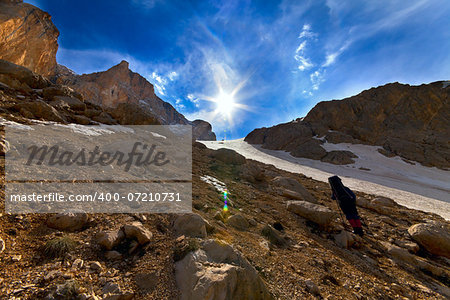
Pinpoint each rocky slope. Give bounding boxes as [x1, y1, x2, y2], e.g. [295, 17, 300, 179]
[1, 59, 450, 299]
[0, 0, 59, 77]
[1, 109, 450, 299]
[246, 81, 450, 169]
[0, 0, 216, 140]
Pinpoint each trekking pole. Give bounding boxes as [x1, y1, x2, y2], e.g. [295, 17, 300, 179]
[331, 192, 352, 232]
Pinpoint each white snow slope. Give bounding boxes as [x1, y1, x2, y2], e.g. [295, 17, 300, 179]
[200, 139, 450, 220]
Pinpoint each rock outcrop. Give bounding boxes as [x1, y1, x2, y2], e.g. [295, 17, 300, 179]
[57, 61, 186, 124]
[192, 119, 216, 141]
[246, 81, 450, 169]
[0, 0, 59, 77]
[408, 222, 450, 258]
[175, 239, 273, 300]
[286, 200, 336, 227]
[57, 60, 216, 138]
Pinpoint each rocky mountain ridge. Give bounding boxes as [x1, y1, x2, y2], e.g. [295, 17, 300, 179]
[246, 81, 450, 169]
[0, 0, 216, 140]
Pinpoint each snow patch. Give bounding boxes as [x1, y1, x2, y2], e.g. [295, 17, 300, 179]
[151, 132, 166, 139]
[443, 81, 450, 88]
[200, 175, 227, 193]
[201, 139, 450, 220]
[0, 118, 34, 131]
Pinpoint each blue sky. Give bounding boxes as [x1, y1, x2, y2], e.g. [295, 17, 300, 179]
[27, 0, 450, 139]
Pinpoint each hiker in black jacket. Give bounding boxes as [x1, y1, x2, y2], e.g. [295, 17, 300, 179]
[328, 175, 364, 236]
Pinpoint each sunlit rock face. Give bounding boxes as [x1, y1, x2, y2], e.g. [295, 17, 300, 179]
[0, 0, 59, 77]
[246, 81, 450, 169]
[57, 61, 216, 139]
[0, 1, 216, 139]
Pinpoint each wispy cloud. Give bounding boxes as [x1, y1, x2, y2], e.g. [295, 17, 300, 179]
[131, 0, 160, 9]
[294, 24, 317, 71]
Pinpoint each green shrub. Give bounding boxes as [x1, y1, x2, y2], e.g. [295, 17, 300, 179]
[43, 236, 76, 258]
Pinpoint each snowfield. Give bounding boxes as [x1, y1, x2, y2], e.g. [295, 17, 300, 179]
[201, 138, 450, 220]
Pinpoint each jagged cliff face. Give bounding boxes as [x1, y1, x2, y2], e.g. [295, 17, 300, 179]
[57, 60, 189, 125]
[246, 81, 450, 169]
[0, 0, 59, 77]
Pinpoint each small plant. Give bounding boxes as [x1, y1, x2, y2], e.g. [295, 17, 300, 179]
[43, 236, 76, 258]
[173, 238, 200, 262]
[54, 280, 80, 299]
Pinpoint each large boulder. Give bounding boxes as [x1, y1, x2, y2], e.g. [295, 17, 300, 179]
[175, 239, 273, 300]
[227, 214, 250, 231]
[271, 176, 317, 204]
[0, 1, 59, 77]
[287, 200, 336, 226]
[47, 213, 88, 231]
[173, 213, 208, 238]
[408, 222, 450, 258]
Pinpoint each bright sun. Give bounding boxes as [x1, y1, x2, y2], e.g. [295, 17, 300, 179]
[214, 92, 235, 117]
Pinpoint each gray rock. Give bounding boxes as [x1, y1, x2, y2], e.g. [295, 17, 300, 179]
[96, 230, 125, 250]
[227, 214, 250, 231]
[89, 261, 102, 272]
[261, 224, 288, 247]
[175, 239, 273, 300]
[334, 230, 355, 249]
[0, 237, 4, 253]
[305, 279, 320, 295]
[52, 96, 85, 111]
[122, 222, 152, 245]
[47, 213, 88, 231]
[371, 197, 397, 207]
[173, 213, 207, 238]
[287, 200, 336, 226]
[408, 222, 450, 258]
[272, 176, 317, 204]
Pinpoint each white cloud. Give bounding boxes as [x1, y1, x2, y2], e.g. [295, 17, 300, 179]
[295, 55, 314, 71]
[295, 41, 307, 54]
[294, 24, 317, 71]
[168, 71, 178, 81]
[186, 93, 200, 107]
[310, 70, 325, 90]
[175, 99, 185, 111]
[150, 72, 168, 95]
[298, 24, 317, 39]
